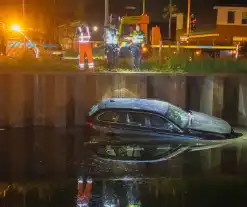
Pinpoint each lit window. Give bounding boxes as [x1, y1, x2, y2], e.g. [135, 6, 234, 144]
[227, 11, 235, 24]
[242, 12, 247, 24]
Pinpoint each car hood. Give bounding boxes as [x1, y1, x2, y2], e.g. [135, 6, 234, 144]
[188, 111, 231, 134]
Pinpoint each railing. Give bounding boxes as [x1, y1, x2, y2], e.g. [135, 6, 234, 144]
[6, 29, 40, 58]
[88, 41, 237, 50]
[8, 41, 36, 49]
[8, 41, 63, 50]
[7, 40, 39, 58]
[152, 44, 237, 50]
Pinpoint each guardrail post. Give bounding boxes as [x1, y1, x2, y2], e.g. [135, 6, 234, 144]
[159, 41, 162, 64]
[176, 41, 180, 53]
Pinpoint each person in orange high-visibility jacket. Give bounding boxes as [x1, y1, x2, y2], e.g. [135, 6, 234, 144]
[77, 176, 93, 207]
[78, 25, 94, 71]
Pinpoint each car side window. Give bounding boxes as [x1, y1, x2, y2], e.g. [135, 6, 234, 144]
[98, 111, 127, 123]
[113, 112, 127, 123]
[127, 112, 147, 127]
[149, 115, 176, 131]
[98, 111, 116, 122]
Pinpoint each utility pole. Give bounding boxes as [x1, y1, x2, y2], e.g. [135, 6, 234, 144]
[168, 0, 172, 40]
[142, 0, 146, 14]
[22, 0, 26, 52]
[53, 0, 56, 40]
[104, 0, 109, 58]
[186, 0, 191, 36]
[22, 0, 25, 18]
[105, 0, 109, 26]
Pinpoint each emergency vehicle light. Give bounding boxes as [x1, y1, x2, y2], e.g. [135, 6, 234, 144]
[142, 47, 148, 52]
[11, 24, 21, 32]
[93, 26, 98, 32]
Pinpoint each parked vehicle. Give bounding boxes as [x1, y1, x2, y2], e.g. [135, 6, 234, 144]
[84, 98, 242, 162]
[42, 41, 64, 58]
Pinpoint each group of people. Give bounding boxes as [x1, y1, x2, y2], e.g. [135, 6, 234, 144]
[77, 21, 146, 71]
[105, 23, 146, 70]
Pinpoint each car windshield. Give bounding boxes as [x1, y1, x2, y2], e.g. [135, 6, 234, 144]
[165, 104, 189, 129]
[121, 24, 135, 36]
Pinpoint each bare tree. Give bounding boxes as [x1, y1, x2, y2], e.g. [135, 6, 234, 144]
[58, 21, 82, 50]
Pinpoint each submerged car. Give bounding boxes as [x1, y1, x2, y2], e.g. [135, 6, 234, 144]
[84, 98, 242, 162]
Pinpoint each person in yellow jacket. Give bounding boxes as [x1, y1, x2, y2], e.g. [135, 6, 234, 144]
[128, 201, 141, 207]
[126, 181, 142, 207]
[104, 21, 119, 70]
[130, 24, 146, 69]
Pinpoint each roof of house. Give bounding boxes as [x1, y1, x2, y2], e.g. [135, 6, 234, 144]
[215, 0, 247, 7]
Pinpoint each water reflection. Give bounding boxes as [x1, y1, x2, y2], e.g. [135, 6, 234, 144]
[0, 127, 247, 178]
[77, 176, 92, 207]
[89, 144, 190, 163]
[102, 179, 142, 207]
[0, 127, 246, 206]
[2, 176, 247, 206]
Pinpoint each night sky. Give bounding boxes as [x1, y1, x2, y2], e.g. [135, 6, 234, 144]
[1, 0, 247, 27]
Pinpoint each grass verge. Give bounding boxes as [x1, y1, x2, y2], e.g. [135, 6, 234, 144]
[0, 54, 247, 73]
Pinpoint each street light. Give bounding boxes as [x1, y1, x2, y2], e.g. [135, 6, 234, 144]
[11, 24, 21, 32]
[93, 26, 98, 32]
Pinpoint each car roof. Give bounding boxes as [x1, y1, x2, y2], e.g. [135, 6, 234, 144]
[98, 98, 169, 116]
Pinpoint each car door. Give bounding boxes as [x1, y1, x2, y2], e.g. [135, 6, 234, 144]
[93, 110, 127, 144]
[93, 110, 152, 145]
[87, 111, 191, 162]
[112, 111, 154, 144]
[86, 110, 146, 160]
[146, 114, 199, 146]
[96, 111, 170, 161]
[113, 111, 181, 144]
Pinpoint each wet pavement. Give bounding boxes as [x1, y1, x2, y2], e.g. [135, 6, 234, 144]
[1, 127, 247, 206]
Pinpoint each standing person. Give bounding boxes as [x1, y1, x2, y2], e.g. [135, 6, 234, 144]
[102, 180, 120, 207]
[130, 24, 146, 69]
[103, 193, 120, 207]
[104, 17, 119, 71]
[77, 176, 93, 207]
[77, 25, 94, 71]
[126, 181, 141, 207]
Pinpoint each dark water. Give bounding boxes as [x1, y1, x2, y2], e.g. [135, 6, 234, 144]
[0, 127, 247, 206]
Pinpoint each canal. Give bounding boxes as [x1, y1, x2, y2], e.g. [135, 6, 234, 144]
[0, 127, 247, 206]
